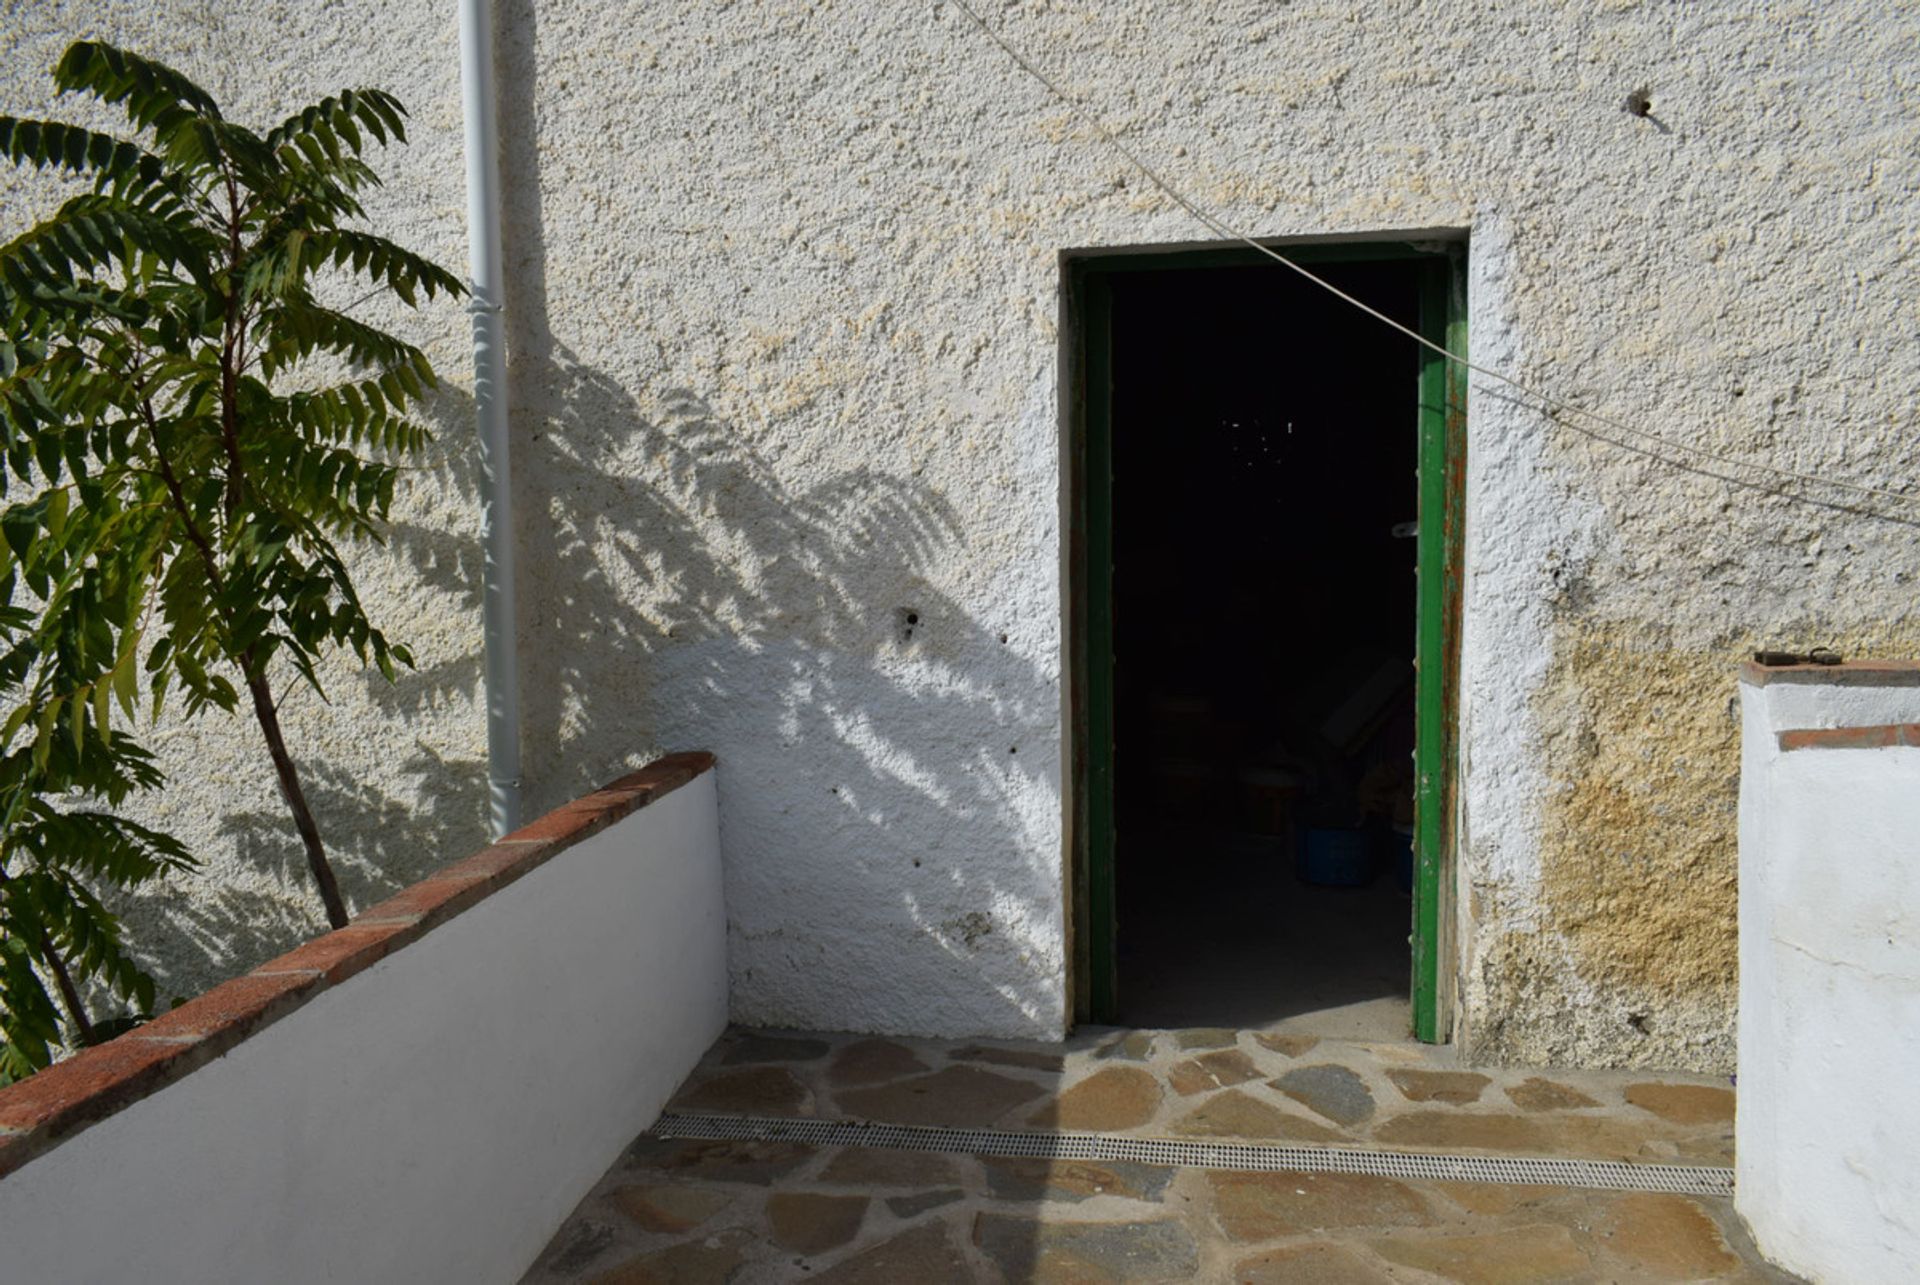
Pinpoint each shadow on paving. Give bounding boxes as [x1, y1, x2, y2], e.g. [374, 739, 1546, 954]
[522, 1027, 1795, 1283]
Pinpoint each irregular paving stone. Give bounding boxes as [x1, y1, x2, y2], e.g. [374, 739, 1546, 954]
[538, 1219, 617, 1277]
[1209, 1171, 1434, 1241]
[816, 1147, 959, 1188]
[1175, 1027, 1239, 1050]
[1169, 1089, 1344, 1142]
[1385, 1068, 1491, 1105]
[1666, 1132, 1736, 1165]
[1233, 1243, 1397, 1283]
[951, 1043, 1066, 1072]
[1505, 1076, 1601, 1111]
[1540, 1114, 1682, 1161]
[837, 1064, 1045, 1127]
[1252, 1033, 1321, 1059]
[1097, 1031, 1155, 1061]
[885, 1188, 965, 1218]
[982, 1155, 1175, 1203]
[1031, 1066, 1162, 1131]
[721, 1032, 832, 1064]
[1625, 1082, 1736, 1125]
[622, 1137, 815, 1186]
[590, 1230, 751, 1285]
[1168, 1049, 1261, 1096]
[1357, 1042, 1433, 1068]
[1024, 1251, 1116, 1284]
[974, 1212, 1198, 1282]
[610, 1183, 732, 1234]
[1603, 1193, 1743, 1279]
[1372, 1111, 1548, 1153]
[1441, 1182, 1560, 1216]
[1371, 1224, 1590, 1285]
[827, 1038, 931, 1087]
[1273, 1064, 1376, 1126]
[767, 1191, 868, 1255]
[809, 1223, 970, 1283]
[673, 1066, 808, 1115]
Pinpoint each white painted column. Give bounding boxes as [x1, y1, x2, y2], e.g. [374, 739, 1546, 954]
[1737, 662, 1920, 1281]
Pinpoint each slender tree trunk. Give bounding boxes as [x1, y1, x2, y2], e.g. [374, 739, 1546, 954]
[205, 204, 346, 931]
[40, 934, 97, 1046]
[0, 865, 98, 1047]
[241, 659, 348, 929]
[141, 401, 352, 931]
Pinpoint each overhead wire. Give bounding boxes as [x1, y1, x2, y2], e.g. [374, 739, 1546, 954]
[945, 0, 1917, 513]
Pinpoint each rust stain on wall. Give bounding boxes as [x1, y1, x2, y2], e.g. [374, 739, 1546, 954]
[1469, 629, 1743, 1069]
[1478, 617, 1920, 1070]
[1534, 627, 1741, 1005]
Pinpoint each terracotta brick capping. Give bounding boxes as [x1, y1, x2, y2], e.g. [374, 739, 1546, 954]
[1778, 724, 1920, 752]
[0, 751, 715, 1180]
[1740, 659, 1920, 687]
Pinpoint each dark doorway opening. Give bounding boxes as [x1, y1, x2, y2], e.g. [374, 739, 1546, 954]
[1083, 250, 1440, 1038]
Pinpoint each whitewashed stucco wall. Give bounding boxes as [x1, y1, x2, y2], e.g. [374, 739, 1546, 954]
[0, 769, 727, 1285]
[3, 2, 1917, 1061]
[1737, 673, 1920, 1281]
[1, 3, 492, 1000]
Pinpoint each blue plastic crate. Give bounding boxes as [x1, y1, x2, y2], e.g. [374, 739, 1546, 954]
[1298, 826, 1376, 886]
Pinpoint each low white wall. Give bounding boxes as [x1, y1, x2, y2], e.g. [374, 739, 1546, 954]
[1738, 668, 1920, 1282]
[0, 770, 726, 1284]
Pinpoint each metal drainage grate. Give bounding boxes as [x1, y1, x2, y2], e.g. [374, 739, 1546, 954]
[650, 1113, 1734, 1198]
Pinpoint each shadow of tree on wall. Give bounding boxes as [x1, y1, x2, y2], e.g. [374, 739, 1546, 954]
[116, 0, 1063, 1039]
[471, 0, 1063, 1036]
[125, 311, 1063, 1036]
[166, 745, 490, 978]
[502, 345, 1061, 1035]
[112, 393, 498, 996]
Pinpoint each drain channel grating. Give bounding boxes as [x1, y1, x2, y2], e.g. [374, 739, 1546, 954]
[651, 1113, 1734, 1198]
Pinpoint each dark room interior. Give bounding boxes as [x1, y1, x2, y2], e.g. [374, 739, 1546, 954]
[1108, 256, 1426, 1036]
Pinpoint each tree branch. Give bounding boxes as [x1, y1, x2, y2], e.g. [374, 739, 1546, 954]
[139, 397, 348, 929]
[40, 931, 97, 1046]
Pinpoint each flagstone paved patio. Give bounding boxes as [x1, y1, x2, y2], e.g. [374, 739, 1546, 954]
[523, 1027, 1796, 1283]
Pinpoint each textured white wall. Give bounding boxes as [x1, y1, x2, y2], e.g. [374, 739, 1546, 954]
[1, 2, 490, 999]
[1737, 677, 1920, 1281]
[3, 2, 1917, 1057]
[0, 771, 726, 1285]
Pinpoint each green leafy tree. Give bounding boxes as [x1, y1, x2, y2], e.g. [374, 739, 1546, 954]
[0, 42, 464, 1075]
[0, 713, 197, 1082]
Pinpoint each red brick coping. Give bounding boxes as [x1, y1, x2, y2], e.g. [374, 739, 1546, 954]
[1778, 724, 1920, 752]
[1740, 659, 1920, 687]
[0, 751, 715, 1180]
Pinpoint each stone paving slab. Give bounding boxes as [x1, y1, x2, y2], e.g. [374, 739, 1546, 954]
[526, 1141, 1791, 1283]
[522, 1026, 1791, 1283]
[656, 1026, 1737, 1165]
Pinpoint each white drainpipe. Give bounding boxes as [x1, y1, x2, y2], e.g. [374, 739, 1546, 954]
[458, 0, 523, 837]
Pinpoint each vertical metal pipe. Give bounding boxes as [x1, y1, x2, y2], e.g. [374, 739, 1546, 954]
[458, 0, 523, 837]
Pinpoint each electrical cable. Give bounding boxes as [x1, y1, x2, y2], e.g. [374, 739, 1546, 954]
[946, 0, 1917, 512]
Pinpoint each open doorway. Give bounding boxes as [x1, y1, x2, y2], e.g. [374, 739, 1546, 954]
[1068, 241, 1463, 1041]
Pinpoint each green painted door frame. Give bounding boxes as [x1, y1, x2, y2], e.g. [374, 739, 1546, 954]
[1064, 240, 1467, 1040]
